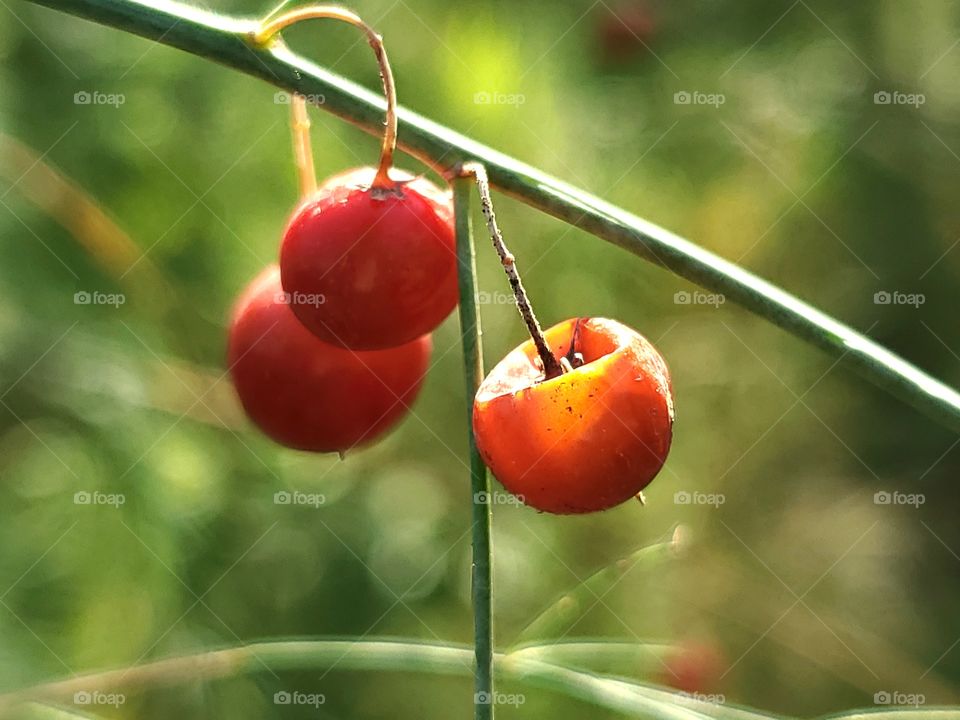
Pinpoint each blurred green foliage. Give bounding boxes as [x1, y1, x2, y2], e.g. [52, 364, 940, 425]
[0, 0, 959, 717]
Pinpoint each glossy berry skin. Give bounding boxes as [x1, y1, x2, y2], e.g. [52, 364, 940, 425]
[227, 265, 431, 453]
[280, 166, 457, 350]
[472, 317, 673, 514]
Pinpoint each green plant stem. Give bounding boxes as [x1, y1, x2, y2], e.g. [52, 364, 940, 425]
[514, 529, 684, 646]
[0, 639, 779, 720]
[19, 706, 93, 720]
[23, 0, 960, 433]
[508, 641, 678, 675]
[817, 713, 960, 720]
[454, 176, 494, 718]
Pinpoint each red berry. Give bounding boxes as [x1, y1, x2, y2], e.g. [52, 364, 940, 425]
[472, 317, 673, 514]
[658, 641, 724, 693]
[227, 265, 431, 452]
[280, 167, 457, 350]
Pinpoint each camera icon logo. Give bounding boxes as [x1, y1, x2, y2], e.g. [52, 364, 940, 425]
[274, 691, 292, 705]
[674, 491, 691, 505]
[74, 491, 92, 505]
[873, 491, 891, 505]
[873, 91, 891, 105]
[473, 91, 491, 105]
[874, 691, 891, 704]
[73, 691, 92, 704]
[873, 291, 891, 305]
[274, 491, 292, 505]
[74, 291, 91, 305]
[474, 692, 492, 705]
[274, 91, 291, 104]
[674, 91, 691, 105]
[473, 491, 490, 505]
[73, 91, 92, 105]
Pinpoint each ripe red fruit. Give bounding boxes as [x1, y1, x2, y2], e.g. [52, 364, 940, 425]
[472, 317, 673, 514]
[227, 265, 431, 452]
[279, 166, 457, 350]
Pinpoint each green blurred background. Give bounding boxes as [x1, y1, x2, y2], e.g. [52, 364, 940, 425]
[1, 0, 959, 717]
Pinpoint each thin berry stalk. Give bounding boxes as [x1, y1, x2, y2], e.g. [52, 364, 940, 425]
[461, 161, 563, 379]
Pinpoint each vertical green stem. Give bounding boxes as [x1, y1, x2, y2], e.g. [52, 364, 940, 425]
[454, 175, 494, 719]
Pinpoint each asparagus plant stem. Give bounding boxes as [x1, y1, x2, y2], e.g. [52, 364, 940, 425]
[454, 175, 494, 719]
[0, 639, 785, 720]
[23, 0, 960, 429]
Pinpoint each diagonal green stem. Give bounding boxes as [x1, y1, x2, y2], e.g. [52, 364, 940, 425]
[454, 176, 494, 718]
[19, 706, 93, 719]
[815, 713, 960, 720]
[21, 0, 960, 433]
[514, 529, 683, 646]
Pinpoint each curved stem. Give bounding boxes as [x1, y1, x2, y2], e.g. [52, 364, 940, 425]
[509, 641, 677, 672]
[0, 638, 777, 720]
[23, 0, 960, 432]
[252, 5, 397, 188]
[461, 162, 564, 379]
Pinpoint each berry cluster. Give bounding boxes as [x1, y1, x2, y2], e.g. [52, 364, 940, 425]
[228, 166, 456, 453]
[228, 7, 674, 514]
